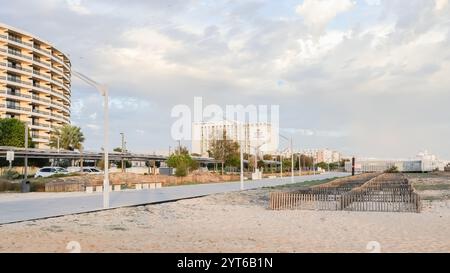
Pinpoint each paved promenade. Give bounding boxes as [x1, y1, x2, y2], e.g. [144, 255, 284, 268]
[0, 172, 349, 224]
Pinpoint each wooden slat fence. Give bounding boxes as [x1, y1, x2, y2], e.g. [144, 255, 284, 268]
[269, 173, 421, 213]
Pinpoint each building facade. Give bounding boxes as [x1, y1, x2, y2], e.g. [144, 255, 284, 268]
[192, 121, 278, 157]
[345, 151, 448, 173]
[0, 23, 71, 148]
[301, 148, 342, 164]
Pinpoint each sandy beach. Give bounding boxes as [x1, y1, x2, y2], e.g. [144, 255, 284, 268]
[0, 173, 449, 253]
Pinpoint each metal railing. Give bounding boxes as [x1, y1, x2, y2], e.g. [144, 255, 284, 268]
[4, 104, 31, 112]
[0, 89, 70, 113]
[0, 62, 71, 93]
[0, 76, 70, 103]
[0, 46, 71, 82]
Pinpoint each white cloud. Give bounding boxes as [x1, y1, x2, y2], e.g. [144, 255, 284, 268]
[296, 30, 352, 63]
[365, 0, 381, 6]
[435, 0, 449, 11]
[295, 0, 355, 33]
[66, 0, 90, 15]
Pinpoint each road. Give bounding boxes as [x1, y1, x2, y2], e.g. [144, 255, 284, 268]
[0, 172, 348, 224]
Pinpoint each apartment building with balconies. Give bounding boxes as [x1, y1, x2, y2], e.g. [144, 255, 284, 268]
[0, 23, 71, 148]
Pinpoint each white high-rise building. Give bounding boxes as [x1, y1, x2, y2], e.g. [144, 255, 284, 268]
[192, 121, 278, 157]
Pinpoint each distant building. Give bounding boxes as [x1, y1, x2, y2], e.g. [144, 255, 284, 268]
[301, 148, 342, 163]
[192, 121, 278, 157]
[345, 151, 447, 173]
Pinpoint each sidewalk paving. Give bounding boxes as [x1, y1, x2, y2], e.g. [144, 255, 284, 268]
[0, 172, 349, 224]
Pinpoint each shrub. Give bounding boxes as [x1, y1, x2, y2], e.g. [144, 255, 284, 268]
[385, 166, 399, 173]
[2, 170, 21, 180]
[0, 180, 20, 192]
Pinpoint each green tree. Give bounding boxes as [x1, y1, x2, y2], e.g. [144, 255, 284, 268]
[0, 118, 33, 147]
[166, 146, 198, 177]
[113, 147, 132, 168]
[49, 125, 85, 151]
[316, 162, 329, 170]
[208, 131, 240, 174]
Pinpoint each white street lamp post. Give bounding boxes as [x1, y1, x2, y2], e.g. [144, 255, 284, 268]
[72, 71, 110, 209]
[280, 134, 294, 183]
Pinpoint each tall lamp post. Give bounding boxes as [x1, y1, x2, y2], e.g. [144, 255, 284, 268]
[72, 71, 110, 209]
[280, 134, 294, 183]
[120, 132, 125, 173]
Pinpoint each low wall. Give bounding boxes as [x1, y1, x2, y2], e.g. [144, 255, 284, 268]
[44, 172, 240, 192]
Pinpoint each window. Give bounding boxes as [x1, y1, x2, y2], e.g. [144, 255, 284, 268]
[41, 168, 51, 173]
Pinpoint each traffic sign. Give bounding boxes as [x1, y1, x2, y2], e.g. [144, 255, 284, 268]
[6, 151, 14, 161]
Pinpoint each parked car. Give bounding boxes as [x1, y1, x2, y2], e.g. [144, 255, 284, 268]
[34, 167, 69, 178]
[81, 167, 103, 174]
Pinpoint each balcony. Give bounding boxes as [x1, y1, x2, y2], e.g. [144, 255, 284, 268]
[0, 76, 70, 103]
[7, 49, 33, 60]
[0, 62, 70, 93]
[0, 34, 70, 70]
[31, 134, 50, 140]
[0, 90, 31, 99]
[0, 90, 70, 113]
[0, 47, 70, 81]
[29, 122, 51, 128]
[5, 34, 33, 48]
[5, 104, 31, 112]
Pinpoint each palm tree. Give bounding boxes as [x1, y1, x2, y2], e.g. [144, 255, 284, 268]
[49, 125, 85, 151]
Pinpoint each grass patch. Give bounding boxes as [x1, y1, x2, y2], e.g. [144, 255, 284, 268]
[414, 184, 450, 191]
[421, 195, 449, 201]
[264, 177, 337, 190]
[0, 179, 20, 192]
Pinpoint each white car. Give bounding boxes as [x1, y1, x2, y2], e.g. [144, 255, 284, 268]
[34, 167, 69, 178]
[81, 167, 103, 174]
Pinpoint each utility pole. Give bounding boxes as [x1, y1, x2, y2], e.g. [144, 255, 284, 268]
[298, 154, 302, 176]
[290, 137, 294, 183]
[56, 136, 60, 167]
[120, 132, 125, 173]
[313, 157, 316, 175]
[280, 154, 283, 178]
[22, 123, 29, 192]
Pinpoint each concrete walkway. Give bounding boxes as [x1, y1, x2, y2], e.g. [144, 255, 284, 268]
[0, 172, 349, 224]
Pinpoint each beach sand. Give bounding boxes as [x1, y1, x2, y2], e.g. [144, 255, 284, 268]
[0, 182, 449, 253]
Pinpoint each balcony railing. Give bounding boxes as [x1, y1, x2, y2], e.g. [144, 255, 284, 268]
[29, 122, 51, 128]
[0, 62, 70, 93]
[0, 47, 70, 81]
[0, 34, 69, 67]
[0, 90, 32, 99]
[6, 35, 33, 48]
[1, 101, 70, 122]
[33, 45, 52, 55]
[0, 89, 70, 113]
[32, 108, 51, 116]
[31, 134, 50, 140]
[7, 49, 33, 60]
[5, 104, 31, 112]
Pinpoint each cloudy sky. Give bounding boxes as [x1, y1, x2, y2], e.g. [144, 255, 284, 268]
[1, 0, 449, 158]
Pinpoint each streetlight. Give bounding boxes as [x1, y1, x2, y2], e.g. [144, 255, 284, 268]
[72, 71, 110, 209]
[120, 132, 125, 173]
[280, 134, 294, 183]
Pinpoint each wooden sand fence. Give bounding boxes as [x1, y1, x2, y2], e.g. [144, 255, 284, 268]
[269, 173, 421, 213]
